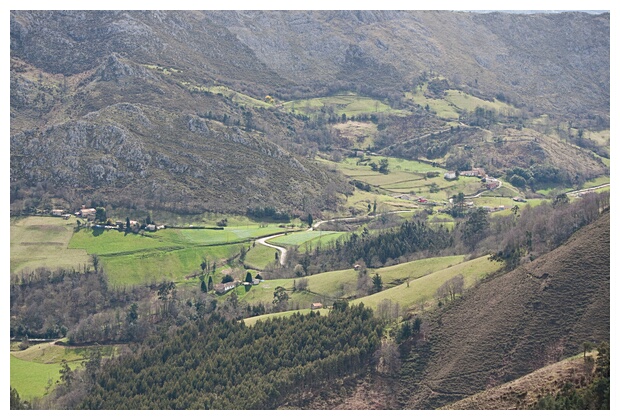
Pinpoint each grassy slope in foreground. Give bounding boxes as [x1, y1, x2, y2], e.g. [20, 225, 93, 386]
[400, 211, 610, 409]
[441, 352, 596, 410]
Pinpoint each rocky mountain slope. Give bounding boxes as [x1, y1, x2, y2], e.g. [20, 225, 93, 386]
[12, 11, 608, 117]
[10, 11, 609, 215]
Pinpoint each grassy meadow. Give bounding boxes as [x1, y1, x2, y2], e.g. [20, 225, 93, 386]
[10, 342, 117, 400]
[243, 243, 278, 270]
[267, 230, 346, 247]
[237, 255, 470, 310]
[352, 255, 503, 311]
[405, 85, 517, 120]
[244, 308, 330, 327]
[64, 224, 291, 286]
[11, 216, 90, 274]
[330, 156, 484, 202]
[282, 93, 410, 118]
[240, 255, 502, 325]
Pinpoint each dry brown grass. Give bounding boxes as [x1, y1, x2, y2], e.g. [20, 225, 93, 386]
[441, 353, 596, 410]
[399, 212, 609, 409]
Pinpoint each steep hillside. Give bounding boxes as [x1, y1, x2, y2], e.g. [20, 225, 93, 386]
[10, 11, 609, 215]
[440, 353, 597, 410]
[11, 10, 609, 122]
[10, 100, 344, 215]
[398, 211, 610, 409]
[207, 10, 609, 118]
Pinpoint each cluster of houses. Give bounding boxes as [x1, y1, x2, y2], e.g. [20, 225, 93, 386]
[51, 205, 166, 232]
[391, 193, 440, 206]
[481, 205, 506, 213]
[214, 273, 264, 295]
[51, 209, 72, 220]
[443, 167, 500, 190]
[443, 167, 487, 180]
[212, 274, 324, 311]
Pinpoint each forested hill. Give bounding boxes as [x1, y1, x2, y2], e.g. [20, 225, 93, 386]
[79, 305, 383, 409]
[398, 210, 610, 409]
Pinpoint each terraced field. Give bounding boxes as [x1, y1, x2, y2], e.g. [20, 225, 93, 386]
[332, 156, 484, 201]
[405, 85, 516, 120]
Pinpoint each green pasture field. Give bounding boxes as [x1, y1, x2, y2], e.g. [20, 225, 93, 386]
[584, 129, 610, 147]
[331, 156, 483, 201]
[180, 83, 274, 109]
[339, 156, 440, 174]
[352, 255, 503, 311]
[14, 215, 290, 287]
[300, 232, 348, 248]
[244, 308, 330, 327]
[238, 255, 469, 309]
[69, 225, 289, 255]
[100, 244, 240, 287]
[282, 93, 409, 117]
[10, 355, 81, 400]
[11, 216, 90, 274]
[10, 342, 116, 400]
[176, 225, 289, 245]
[241, 255, 498, 326]
[267, 231, 344, 247]
[581, 175, 610, 189]
[68, 228, 181, 255]
[406, 89, 460, 120]
[243, 243, 277, 270]
[443, 90, 518, 115]
[323, 187, 407, 216]
[405, 86, 516, 120]
[67, 224, 290, 286]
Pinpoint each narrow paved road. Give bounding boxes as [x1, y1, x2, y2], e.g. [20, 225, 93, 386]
[309, 210, 417, 231]
[256, 233, 288, 266]
[566, 183, 610, 196]
[464, 180, 506, 199]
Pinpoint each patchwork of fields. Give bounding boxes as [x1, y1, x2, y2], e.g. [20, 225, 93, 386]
[240, 254, 501, 325]
[11, 217, 293, 287]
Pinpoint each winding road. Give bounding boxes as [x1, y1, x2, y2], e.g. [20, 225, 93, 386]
[257, 210, 417, 266]
[566, 183, 610, 196]
[309, 210, 417, 231]
[256, 233, 288, 265]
